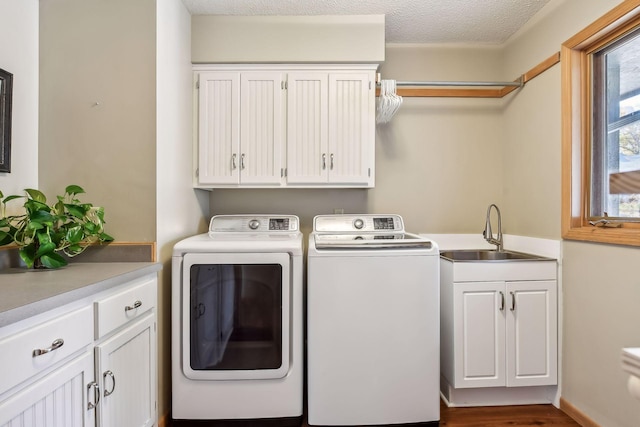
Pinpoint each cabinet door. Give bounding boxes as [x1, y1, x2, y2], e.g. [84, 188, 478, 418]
[0, 351, 95, 427]
[453, 282, 506, 388]
[328, 73, 374, 185]
[240, 72, 285, 185]
[96, 313, 156, 427]
[506, 280, 557, 387]
[197, 72, 240, 185]
[286, 72, 329, 184]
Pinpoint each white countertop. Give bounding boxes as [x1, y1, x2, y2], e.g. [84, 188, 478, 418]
[0, 262, 161, 327]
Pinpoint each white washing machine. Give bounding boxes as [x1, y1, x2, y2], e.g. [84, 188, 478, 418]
[307, 214, 440, 426]
[171, 215, 303, 425]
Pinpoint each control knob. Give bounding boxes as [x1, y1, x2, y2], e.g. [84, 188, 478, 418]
[248, 219, 260, 230]
[353, 218, 364, 229]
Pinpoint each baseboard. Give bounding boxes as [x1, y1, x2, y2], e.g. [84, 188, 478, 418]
[158, 412, 170, 427]
[560, 397, 601, 427]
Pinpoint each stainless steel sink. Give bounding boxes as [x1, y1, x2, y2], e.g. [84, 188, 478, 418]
[440, 249, 553, 262]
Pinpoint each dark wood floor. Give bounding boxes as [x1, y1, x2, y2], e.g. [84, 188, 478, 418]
[299, 401, 580, 427]
[438, 401, 580, 426]
[173, 401, 580, 427]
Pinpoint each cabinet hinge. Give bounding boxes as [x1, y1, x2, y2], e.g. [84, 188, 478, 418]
[195, 168, 199, 177]
[368, 168, 371, 177]
[285, 168, 288, 177]
[369, 81, 372, 90]
[196, 80, 199, 90]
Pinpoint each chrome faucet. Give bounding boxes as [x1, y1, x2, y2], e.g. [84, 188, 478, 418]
[483, 204, 503, 252]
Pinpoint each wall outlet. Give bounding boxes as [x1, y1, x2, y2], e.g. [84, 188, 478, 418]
[333, 208, 345, 214]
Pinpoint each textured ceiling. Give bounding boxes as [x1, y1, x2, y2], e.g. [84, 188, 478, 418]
[181, 0, 551, 44]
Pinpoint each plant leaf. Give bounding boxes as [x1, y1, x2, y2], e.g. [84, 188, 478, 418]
[66, 225, 84, 244]
[40, 252, 67, 269]
[19, 243, 37, 268]
[25, 189, 46, 203]
[65, 185, 85, 196]
[99, 232, 114, 242]
[66, 204, 88, 218]
[2, 194, 23, 204]
[0, 231, 14, 246]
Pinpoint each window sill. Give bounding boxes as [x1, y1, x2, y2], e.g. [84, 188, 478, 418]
[563, 225, 640, 247]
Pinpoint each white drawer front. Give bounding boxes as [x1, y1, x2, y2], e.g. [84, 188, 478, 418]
[0, 305, 93, 396]
[95, 277, 156, 338]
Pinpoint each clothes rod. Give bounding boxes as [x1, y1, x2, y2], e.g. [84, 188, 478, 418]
[377, 78, 523, 88]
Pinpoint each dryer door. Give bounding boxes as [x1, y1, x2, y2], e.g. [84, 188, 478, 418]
[182, 252, 291, 380]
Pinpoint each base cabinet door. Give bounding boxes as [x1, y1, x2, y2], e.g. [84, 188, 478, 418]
[0, 351, 96, 427]
[506, 280, 557, 387]
[453, 282, 506, 388]
[452, 280, 557, 389]
[95, 313, 156, 427]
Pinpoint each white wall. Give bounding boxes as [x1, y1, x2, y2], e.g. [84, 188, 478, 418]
[0, 0, 38, 194]
[156, 0, 209, 418]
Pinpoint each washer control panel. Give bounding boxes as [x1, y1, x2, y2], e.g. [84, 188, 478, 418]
[313, 214, 404, 233]
[210, 215, 299, 233]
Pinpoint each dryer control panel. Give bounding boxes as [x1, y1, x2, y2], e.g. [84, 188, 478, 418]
[209, 215, 299, 233]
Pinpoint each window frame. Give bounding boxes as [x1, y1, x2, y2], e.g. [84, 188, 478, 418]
[562, 0, 640, 246]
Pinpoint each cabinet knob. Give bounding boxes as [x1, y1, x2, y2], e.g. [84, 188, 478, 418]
[499, 291, 505, 311]
[330, 153, 334, 170]
[510, 291, 516, 311]
[241, 153, 246, 170]
[322, 153, 326, 170]
[32, 338, 64, 357]
[231, 153, 237, 170]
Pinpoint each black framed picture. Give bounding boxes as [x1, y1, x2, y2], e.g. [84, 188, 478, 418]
[0, 68, 13, 173]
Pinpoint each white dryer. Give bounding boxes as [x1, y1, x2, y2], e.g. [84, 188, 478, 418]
[171, 215, 303, 425]
[307, 214, 440, 426]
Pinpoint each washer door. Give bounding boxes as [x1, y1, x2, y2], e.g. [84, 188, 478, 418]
[182, 252, 291, 380]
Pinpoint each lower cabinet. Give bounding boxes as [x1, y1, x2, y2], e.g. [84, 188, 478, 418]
[0, 351, 96, 427]
[96, 313, 156, 427]
[452, 280, 558, 389]
[0, 273, 157, 427]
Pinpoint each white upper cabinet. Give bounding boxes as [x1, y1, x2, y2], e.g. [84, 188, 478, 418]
[197, 71, 285, 186]
[287, 72, 373, 186]
[197, 72, 240, 185]
[240, 72, 285, 185]
[194, 64, 377, 188]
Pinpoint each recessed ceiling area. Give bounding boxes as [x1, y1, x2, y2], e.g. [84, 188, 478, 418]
[181, 0, 551, 44]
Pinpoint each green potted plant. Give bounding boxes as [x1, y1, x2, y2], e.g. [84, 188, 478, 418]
[0, 185, 113, 269]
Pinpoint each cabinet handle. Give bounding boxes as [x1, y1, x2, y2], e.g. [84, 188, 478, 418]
[499, 292, 505, 311]
[32, 338, 64, 357]
[330, 153, 334, 170]
[87, 381, 100, 410]
[231, 153, 237, 170]
[103, 370, 116, 397]
[241, 153, 246, 170]
[510, 291, 516, 311]
[125, 300, 142, 312]
[322, 153, 326, 170]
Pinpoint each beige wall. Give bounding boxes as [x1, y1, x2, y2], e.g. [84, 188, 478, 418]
[192, 15, 385, 64]
[502, 1, 640, 426]
[39, 0, 156, 242]
[209, 45, 505, 235]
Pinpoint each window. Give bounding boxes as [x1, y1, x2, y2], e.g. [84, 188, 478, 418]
[562, 0, 640, 246]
